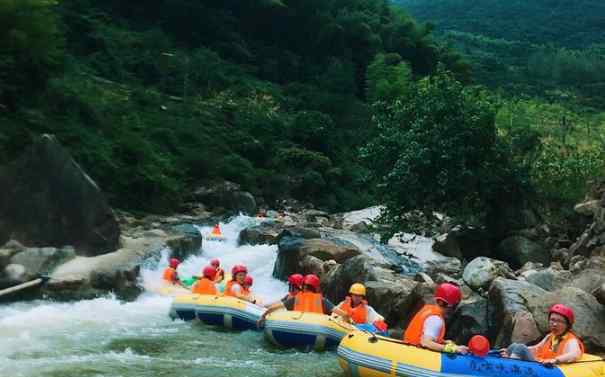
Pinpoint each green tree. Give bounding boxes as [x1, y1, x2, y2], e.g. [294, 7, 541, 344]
[0, 0, 63, 108]
[362, 67, 526, 236]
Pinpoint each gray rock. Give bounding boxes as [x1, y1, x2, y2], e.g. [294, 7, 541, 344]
[593, 283, 605, 305]
[495, 235, 549, 269]
[521, 268, 572, 292]
[7, 246, 76, 283]
[190, 181, 256, 215]
[463, 257, 515, 291]
[365, 279, 419, 329]
[4, 264, 26, 282]
[238, 223, 283, 246]
[424, 257, 463, 279]
[272, 234, 360, 280]
[321, 255, 386, 303]
[488, 278, 548, 347]
[432, 233, 463, 259]
[448, 294, 491, 345]
[0, 134, 120, 255]
[44, 236, 165, 300]
[165, 224, 202, 260]
[575, 199, 601, 216]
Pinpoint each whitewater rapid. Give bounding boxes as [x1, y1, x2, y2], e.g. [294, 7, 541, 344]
[0, 215, 322, 377]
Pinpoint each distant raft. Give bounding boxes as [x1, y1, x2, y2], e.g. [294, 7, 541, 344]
[337, 329, 605, 377]
[169, 294, 264, 331]
[263, 310, 354, 351]
[205, 225, 226, 242]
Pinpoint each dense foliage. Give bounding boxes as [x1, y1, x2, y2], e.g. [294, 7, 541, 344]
[363, 68, 527, 235]
[0, 0, 468, 212]
[396, 0, 605, 49]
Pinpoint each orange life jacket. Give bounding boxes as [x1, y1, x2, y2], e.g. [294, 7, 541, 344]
[535, 331, 584, 361]
[224, 280, 242, 297]
[293, 291, 324, 314]
[191, 278, 217, 295]
[338, 297, 368, 324]
[242, 286, 251, 298]
[403, 304, 445, 346]
[162, 267, 178, 284]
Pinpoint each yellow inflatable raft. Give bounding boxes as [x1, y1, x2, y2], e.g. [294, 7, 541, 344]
[337, 330, 605, 377]
[169, 294, 264, 330]
[263, 310, 354, 351]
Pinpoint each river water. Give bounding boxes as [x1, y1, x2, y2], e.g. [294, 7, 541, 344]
[0, 216, 341, 377]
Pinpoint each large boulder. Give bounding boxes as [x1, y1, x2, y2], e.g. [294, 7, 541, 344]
[238, 223, 284, 246]
[463, 257, 515, 291]
[43, 235, 165, 300]
[593, 283, 605, 305]
[527, 287, 605, 352]
[489, 278, 548, 347]
[520, 267, 572, 292]
[494, 235, 549, 269]
[365, 279, 419, 329]
[338, 206, 382, 231]
[0, 246, 76, 287]
[165, 224, 202, 260]
[489, 278, 605, 352]
[447, 293, 491, 345]
[189, 181, 256, 215]
[272, 230, 359, 280]
[0, 134, 120, 255]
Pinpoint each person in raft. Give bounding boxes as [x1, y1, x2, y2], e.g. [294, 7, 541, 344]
[403, 282, 469, 355]
[224, 264, 257, 304]
[500, 304, 584, 366]
[162, 258, 183, 286]
[264, 273, 304, 308]
[336, 283, 388, 332]
[210, 258, 225, 283]
[191, 265, 218, 295]
[258, 274, 350, 326]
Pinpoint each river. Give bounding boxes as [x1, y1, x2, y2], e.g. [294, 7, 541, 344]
[0, 216, 342, 377]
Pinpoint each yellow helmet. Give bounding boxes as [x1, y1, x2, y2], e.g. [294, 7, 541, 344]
[349, 283, 366, 296]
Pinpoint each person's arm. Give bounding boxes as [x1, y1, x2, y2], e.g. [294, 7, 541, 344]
[420, 316, 468, 354]
[258, 299, 291, 327]
[366, 306, 384, 324]
[326, 299, 350, 322]
[231, 284, 254, 302]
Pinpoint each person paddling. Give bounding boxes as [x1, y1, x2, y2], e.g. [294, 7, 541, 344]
[191, 266, 218, 295]
[336, 283, 387, 332]
[500, 304, 584, 366]
[162, 258, 183, 286]
[258, 274, 349, 326]
[403, 283, 469, 355]
[224, 264, 257, 303]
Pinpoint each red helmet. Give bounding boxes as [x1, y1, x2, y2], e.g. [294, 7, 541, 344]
[203, 265, 217, 280]
[435, 283, 462, 307]
[244, 276, 253, 287]
[303, 274, 320, 291]
[169, 258, 180, 268]
[288, 274, 304, 288]
[549, 304, 575, 325]
[232, 264, 248, 277]
[210, 258, 220, 268]
[468, 335, 490, 357]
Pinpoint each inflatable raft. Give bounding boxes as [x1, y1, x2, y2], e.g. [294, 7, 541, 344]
[337, 330, 605, 377]
[169, 294, 265, 330]
[263, 311, 354, 351]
